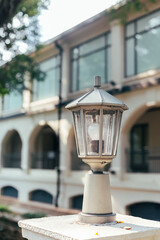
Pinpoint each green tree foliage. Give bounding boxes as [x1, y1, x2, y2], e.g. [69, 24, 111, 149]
[108, 0, 157, 24]
[0, 0, 49, 96]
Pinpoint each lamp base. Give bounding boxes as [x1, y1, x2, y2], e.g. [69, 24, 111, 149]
[80, 171, 116, 224]
[79, 212, 116, 224]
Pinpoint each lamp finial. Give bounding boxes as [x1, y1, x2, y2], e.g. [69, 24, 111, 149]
[94, 76, 101, 88]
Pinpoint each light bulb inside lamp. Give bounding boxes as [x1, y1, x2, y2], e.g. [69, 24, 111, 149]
[88, 123, 99, 140]
[88, 122, 100, 153]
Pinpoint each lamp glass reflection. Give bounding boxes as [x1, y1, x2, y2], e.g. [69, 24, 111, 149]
[102, 109, 122, 156]
[72, 110, 84, 155]
[84, 109, 101, 155]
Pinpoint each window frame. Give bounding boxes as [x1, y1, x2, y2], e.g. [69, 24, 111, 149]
[70, 31, 111, 92]
[130, 123, 149, 172]
[125, 8, 160, 78]
[32, 54, 61, 101]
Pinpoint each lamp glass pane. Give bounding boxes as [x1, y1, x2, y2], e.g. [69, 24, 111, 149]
[113, 110, 122, 155]
[102, 109, 122, 156]
[84, 109, 100, 155]
[73, 110, 85, 155]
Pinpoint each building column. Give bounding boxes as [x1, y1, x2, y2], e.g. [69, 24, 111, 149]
[61, 44, 70, 99]
[110, 20, 124, 86]
[21, 138, 30, 173]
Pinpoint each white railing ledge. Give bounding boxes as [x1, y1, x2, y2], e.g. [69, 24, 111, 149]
[18, 213, 160, 240]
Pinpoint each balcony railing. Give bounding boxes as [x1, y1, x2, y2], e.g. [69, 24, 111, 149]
[31, 151, 58, 169]
[3, 153, 21, 168]
[126, 147, 160, 173]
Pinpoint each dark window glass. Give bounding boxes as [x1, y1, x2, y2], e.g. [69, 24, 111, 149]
[30, 190, 53, 204]
[71, 195, 83, 210]
[31, 125, 58, 170]
[128, 202, 160, 221]
[3, 131, 22, 168]
[1, 186, 18, 198]
[130, 124, 148, 172]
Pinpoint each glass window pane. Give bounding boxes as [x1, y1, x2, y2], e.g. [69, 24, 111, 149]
[73, 111, 84, 155]
[79, 50, 105, 90]
[72, 48, 79, 60]
[126, 38, 135, 76]
[126, 23, 135, 37]
[113, 110, 122, 155]
[137, 10, 160, 33]
[136, 28, 160, 74]
[40, 57, 57, 71]
[79, 36, 105, 55]
[38, 68, 59, 100]
[71, 60, 78, 92]
[4, 92, 22, 111]
[102, 110, 116, 156]
[33, 55, 60, 101]
[84, 109, 100, 156]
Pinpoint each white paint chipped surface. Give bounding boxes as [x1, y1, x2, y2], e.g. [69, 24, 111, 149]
[18, 214, 160, 240]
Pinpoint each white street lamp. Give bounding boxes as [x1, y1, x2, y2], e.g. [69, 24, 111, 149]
[66, 76, 128, 224]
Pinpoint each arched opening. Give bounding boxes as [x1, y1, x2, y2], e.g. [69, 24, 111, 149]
[1, 186, 18, 198]
[127, 202, 160, 221]
[30, 189, 53, 204]
[2, 130, 22, 168]
[126, 107, 160, 173]
[30, 125, 58, 169]
[68, 128, 89, 171]
[70, 195, 83, 210]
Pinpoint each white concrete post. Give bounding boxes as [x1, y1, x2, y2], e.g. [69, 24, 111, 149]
[19, 214, 160, 240]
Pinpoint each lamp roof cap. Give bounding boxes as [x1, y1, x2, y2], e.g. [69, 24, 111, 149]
[66, 76, 128, 110]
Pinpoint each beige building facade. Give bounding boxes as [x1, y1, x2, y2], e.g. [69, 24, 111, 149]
[0, 1, 160, 220]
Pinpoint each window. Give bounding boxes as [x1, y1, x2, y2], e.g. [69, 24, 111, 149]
[33, 55, 60, 101]
[3, 130, 22, 168]
[128, 202, 160, 221]
[71, 195, 83, 210]
[130, 124, 148, 172]
[31, 125, 58, 170]
[71, 32, 111, 92]
[3, 91, 22, 111]
[1, 186, 18, 198]
[125, 9, 160, 77]
[30, 190, 53, 204]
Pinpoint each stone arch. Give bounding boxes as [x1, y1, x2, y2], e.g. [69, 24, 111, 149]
[1, 186, 18, 198]
[121, 104, 149, 134]
[29, 123, 58, 169]
[121, 102, 160, 172]
[29, 189, 54, 204]
[1, 129, 22, 168]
